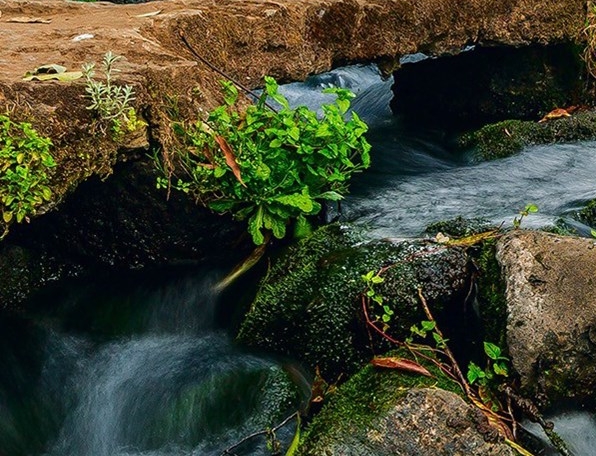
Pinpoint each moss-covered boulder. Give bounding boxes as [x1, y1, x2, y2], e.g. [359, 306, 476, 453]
[297, 355, 515, 455]
[459, 110, 596, 161]
[237, 224, 470, 380]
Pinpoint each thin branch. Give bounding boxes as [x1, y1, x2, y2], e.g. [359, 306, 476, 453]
[220, 411, 299, 456]
[417, 287, 473, 397]
[178, 30, 276, 111]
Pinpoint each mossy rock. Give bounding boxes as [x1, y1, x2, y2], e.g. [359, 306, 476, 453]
[459, 110, 596, 161]
[297, 348, 462, 454]
[237, 224, 470, 380]
[296, 349, 516, 456]
[425, 216, 496, 238]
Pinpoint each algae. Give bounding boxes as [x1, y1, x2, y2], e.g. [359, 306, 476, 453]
[475, 239, 508, 350]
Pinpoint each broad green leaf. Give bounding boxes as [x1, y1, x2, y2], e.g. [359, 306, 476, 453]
[221, 81, 238, 106]
[421, 321, 436, 331]
[269, 138, 283, 148]
[467, 362, 484, 384]
[208, 200, 238, 212]
[2, 211, 13, 223]
[274, 193, 314, 213]
[483, 342, 502, 360]
[318, 191, 343, 201]
[248, 206, 265, 245]
[293, 214, 313, 240]
[336, 98, 350, 114]
[525, 203, 539, 213]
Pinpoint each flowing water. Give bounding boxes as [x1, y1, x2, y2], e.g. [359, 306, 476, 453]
[280, 65, 596, 238]
[0, 269, 307, 456]
[2, 64, 596, 455]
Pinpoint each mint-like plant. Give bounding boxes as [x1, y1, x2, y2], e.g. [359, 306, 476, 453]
[158, 77, 371, 244]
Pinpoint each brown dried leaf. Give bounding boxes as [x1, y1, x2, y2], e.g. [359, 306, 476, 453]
[538, 108, 571, 123]
[214, 135, 246, 187]
[370, 357, 433, 377]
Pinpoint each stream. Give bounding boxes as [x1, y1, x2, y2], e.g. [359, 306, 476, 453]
[2, 64, 596, 455]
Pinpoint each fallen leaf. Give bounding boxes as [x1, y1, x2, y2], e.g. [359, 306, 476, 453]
[135, 10, 162, 18]
[7, 16, 51, 24]
[23, 64, 82, 82]
[27, 64, 66, 75]
[214, 135, 246, 187]
[538, 107, 572, 123]
[435, 232, 450, 244]
[371, 357, 433, 377]
[23, 71, 83, 82]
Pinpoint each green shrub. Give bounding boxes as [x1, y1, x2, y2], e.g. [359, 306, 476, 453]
[156, 77, 371, 244]
[0, 115, 56, 237]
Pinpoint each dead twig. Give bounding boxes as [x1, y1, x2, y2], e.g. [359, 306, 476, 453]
[178, 30, 276, 111]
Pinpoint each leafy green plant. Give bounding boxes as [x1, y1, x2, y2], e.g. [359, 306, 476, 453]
[157, 77, 371, 244]
[406, 319, 449, 349]
[467, 342, 509, 385]
[82, 51, 145, 136]
[361, 270, 393, 327]
[513, 203, 538, 229]
[0, 115, 56, 237]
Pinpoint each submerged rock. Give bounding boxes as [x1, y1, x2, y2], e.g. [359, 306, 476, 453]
[237, 224, 470, 380]
[497, 230, 596, 406]
[297, 360, 515, 456]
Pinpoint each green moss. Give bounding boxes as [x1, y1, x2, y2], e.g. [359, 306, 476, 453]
[475, 240, 508, 349]
[425, 216, 495, 238]
[459, 111, 596, 161]
[576, 198, 596, 227]
[237, 223, 469, 381]
[297, 348, 461, 454]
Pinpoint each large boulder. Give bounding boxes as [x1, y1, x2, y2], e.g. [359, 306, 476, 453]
[497, 230, 596, 405]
